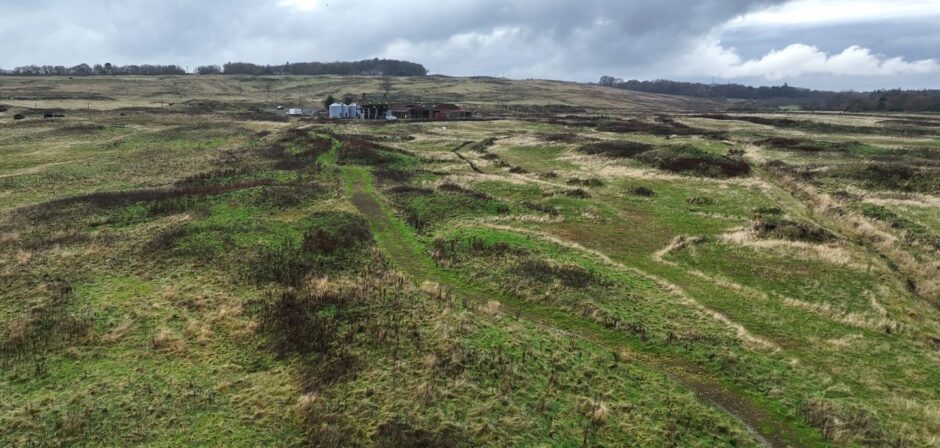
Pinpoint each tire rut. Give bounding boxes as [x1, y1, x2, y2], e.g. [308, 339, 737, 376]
[346, 170, 800, 448]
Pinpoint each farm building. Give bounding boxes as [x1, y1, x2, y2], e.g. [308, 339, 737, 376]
[329, 102, 360, 119]
[331, 101, 472, 121]
[357, 103, 472, 121]
[359, 103, 390, 120]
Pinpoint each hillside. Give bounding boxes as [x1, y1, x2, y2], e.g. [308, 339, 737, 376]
[0, 75, 721, 114]
[2, 76, 940, 447]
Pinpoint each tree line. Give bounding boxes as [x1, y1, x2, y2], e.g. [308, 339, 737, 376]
[217, 59, 427, 76]
[0, 58, 427, 77]
[599, 76, 940, 112]
[0, 63, 186, 76]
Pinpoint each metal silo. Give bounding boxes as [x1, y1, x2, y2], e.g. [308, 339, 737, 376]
[329, 102, 343, 119]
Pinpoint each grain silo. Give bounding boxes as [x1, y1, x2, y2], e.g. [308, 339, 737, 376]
[347, 103, 359, 119]
[329, 102, 343, 119]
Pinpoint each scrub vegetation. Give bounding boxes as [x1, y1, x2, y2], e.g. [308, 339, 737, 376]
[2, 75, 940, 447]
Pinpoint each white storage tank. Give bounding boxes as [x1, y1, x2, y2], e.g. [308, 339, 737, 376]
[347, 103, 359, 119]
[329, 102, 343, 119]
[341, 103, 350, 118]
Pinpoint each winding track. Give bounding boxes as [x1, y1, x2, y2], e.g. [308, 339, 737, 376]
[338, 161, 798, 448]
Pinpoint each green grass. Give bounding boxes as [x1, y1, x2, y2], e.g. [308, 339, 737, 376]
[4, 78, 940, 446]
[497, 145, 578, 172]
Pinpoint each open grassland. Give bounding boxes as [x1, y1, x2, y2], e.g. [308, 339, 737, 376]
[2, 76, 940, 447]
[0, 74, 719, 115]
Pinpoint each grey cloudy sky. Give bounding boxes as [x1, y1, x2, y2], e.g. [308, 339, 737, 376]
[1, 0, 938, 90]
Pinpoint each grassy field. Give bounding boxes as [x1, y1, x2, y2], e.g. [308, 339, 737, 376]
[2, 76, 940, 447]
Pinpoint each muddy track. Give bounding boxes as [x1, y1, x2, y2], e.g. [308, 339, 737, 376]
[345, 168, 801, 448]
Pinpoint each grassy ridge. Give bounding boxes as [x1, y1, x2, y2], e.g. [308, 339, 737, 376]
[2, 77, 940, 446]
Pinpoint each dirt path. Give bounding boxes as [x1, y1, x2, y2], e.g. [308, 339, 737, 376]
[451, 140, 483, 173]
[341, 165, 805, 448]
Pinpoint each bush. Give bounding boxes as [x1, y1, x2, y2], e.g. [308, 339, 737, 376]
[252, 212, 373, 286]
[758, 137, 865, 153]
[540, 133, 579, 143]
[256, 288, 351, 356]
[754, 219, 835, 243]
[636, 145, 751, 178]
[687, 196, 714, 206]
[563, 188, 591, 199]
[598, 117, 727, 138]
[826, 163, 939, 194]
[303, 212, 372, 255]
[860, 204, 940, 251]
[753, 206, 782, 215]
[372, 420, 462, 448]
[1, 281, 93, 365]
[628, 186, 655, 197]
[803, 398, 891, 445]
[431, 236, 519, 262]
[514, 258, 600, 288]
[567, 177, 605, 187]
[578, 141, 652, 158]
[520, 200, 559, 215]
[470, 137, 497, 152]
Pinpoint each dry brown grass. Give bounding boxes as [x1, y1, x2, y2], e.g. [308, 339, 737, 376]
[476, 224, 780, 351]
[103, 319, 132, 343]
[471, 214, 565, 225]
[653, 235, 705, 266]
[823, 333, 864, 349]
[719, 228, 870, 270]
[885, 395, 940, 446]
[295, 392, 319, 413]
[771, 171, 940, 301]
[151, 328, 184, 352]
[482, 300, 502, 316]
[781, 297, 901, 333]
[421, 280, 450, 301]
[184, 320, 212, 346]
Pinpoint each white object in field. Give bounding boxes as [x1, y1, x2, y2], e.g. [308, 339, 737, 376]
[328, 102, 343, 119]
[347, 103, 359, 119]
[287, 108, 303, 116]
[442, 126, 447, 131]
[385, 111, 397, 121]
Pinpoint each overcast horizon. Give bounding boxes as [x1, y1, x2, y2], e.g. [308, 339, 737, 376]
[2, 0, 938, 91]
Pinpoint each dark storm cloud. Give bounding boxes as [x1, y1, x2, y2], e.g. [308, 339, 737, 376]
[0, 0, 782, 71]
[0, 0, 937, 89]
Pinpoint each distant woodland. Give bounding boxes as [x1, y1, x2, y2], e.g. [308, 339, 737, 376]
[216, 59, 427, 76]
[0, 59, 427, 77]
[0, 63, 186, 76]
[600, 76, 940, 112]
